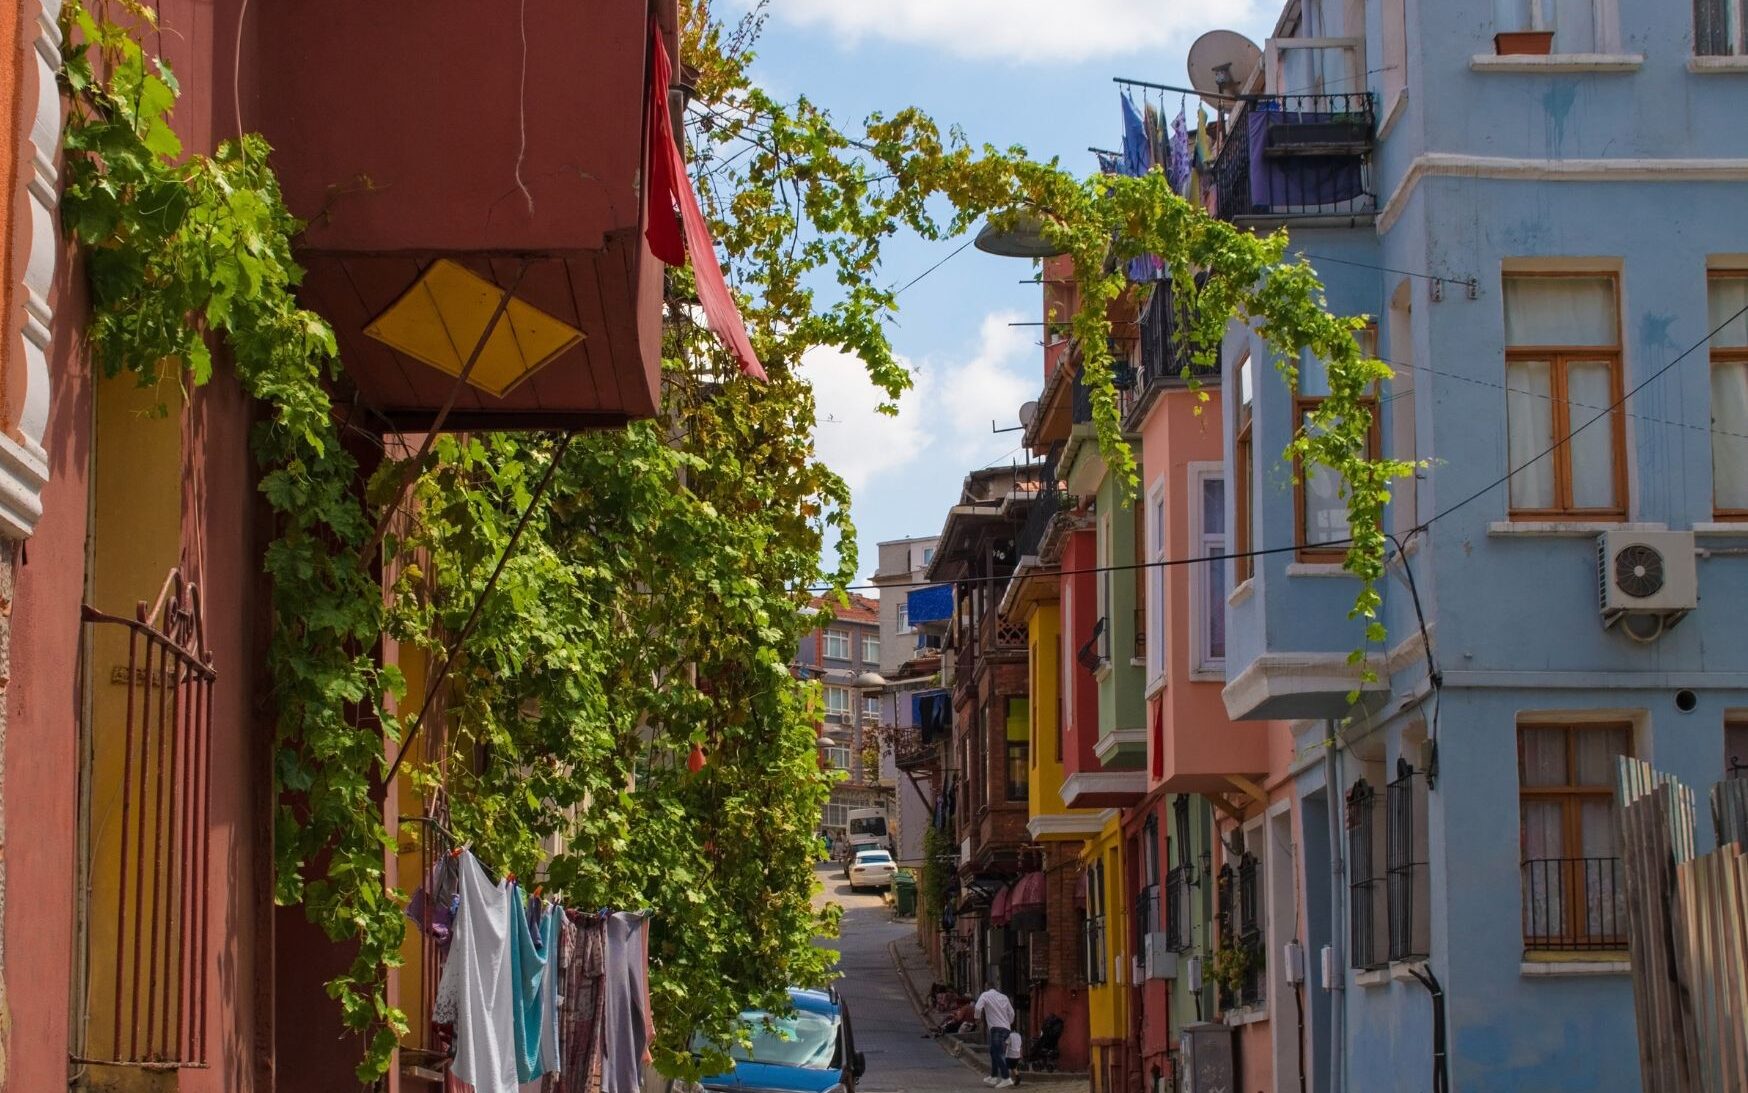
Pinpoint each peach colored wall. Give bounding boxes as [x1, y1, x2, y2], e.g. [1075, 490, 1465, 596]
[1138, 387, 1273, 794]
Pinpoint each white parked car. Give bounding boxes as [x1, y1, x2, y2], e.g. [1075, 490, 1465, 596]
[847, 849, 897, 891]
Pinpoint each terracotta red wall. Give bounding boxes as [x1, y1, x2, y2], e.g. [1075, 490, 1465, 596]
[3, 240, 89, 1093]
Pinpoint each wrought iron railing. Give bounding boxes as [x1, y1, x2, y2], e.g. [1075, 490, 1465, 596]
[1347, 779, 1384, 969]
[1236, 853, 1264, 1005]
[1071, 366, 1094, 426]
[1164, 866, 1192, 952]
[1213, 92, 1375, 220]
[1083, 912, 1108, 985]
[1386, 764, 1429, 961]
[1135, 886, 1160, 952]
[1017, 484, 1062, 561]
[1134, 285, 1219, 401]
[1522, 857, 1627, 951]
[78, 571, 215, 1069]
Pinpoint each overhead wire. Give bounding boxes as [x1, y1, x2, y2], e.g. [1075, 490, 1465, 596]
[810, 299, 1748, 593]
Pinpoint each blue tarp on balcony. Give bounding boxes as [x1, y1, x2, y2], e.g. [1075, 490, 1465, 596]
[906, 584, 952, 625]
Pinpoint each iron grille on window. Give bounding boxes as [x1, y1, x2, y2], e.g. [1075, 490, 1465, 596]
[1346, 779, 1385, 969]
[1164, 866, 1191, 952]
[1077, 616, 1108, 673]
[1521, 857, 1626, 951]
[1137, 818, 1161, 952]
[1236, 852, 1264, 1007]
[1214, 863, 1235, 1009]
[1386, 760, 1431, 961]
[1083, 911, 1108, 985]
[79, 572, 215, 1068]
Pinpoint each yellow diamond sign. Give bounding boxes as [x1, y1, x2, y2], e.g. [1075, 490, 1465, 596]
[364, 259, 584, 397]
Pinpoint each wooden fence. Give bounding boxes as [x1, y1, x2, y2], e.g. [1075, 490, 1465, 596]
[1615, 759, 1748, 1093]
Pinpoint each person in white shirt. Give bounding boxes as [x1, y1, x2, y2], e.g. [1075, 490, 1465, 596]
[973, 979, 1016, 1088]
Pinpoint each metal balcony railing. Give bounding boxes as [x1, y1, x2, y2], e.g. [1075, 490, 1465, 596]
[1070, 366, 1094, 426]
[1522, 857, 1627, 951]
[1017, 485, 1062, 561]
[1213, 93, 1375, 220]
[1386, 764, 1430, 961]
[1164, 866, 1192, 952]
[1076, 616, 1107, 673]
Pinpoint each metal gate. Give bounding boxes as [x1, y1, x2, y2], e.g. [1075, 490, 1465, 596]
[78, 571, 215, 1069]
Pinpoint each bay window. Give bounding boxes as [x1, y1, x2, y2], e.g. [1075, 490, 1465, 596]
[1189, 464, 1226, 673]
[1296, 326, 1379, 558]
[1503, 273, 1625, 520]
[1235, 350, 1255, 583]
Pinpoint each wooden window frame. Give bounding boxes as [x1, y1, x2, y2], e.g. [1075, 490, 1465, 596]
[1516, 721, 1633, 948]
[1710, 271, 1748, 520]
[1234, 349, 1255, 584]
[1503, 272, 1628, 521]
[1727, 717, 1748, 778]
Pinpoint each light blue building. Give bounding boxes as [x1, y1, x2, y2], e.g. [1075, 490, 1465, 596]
[1202, 0, 1748, 1090]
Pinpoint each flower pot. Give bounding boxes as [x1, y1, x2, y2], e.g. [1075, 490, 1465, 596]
[1494, 30, 1555, 55]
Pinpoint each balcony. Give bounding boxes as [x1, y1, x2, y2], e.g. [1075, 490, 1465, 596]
[1121, 284, 1221, 430]
[1213, 93, 1376, 223]
[1017, 485, 1062, 563]
[255, 0, 677, 430]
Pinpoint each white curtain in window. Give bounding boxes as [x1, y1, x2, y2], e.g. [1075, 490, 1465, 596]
[1711, 276, 1748, 347]
[1203, 478, 1227, 662]
[1567, 361, 1617, 508]
[1716, 362, 1748, 510]
[1304, 463, 1350, 544]
[1504, 276, 1616, 347]
[1507, 360, 1555, 508]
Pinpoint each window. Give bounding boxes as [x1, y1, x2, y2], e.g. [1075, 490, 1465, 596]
[1496, 0, 1617, 54]
[1236, 850, 1264, 1006]
[1005, 698, 1029, 801]
[824, 629, 850, 660]
[1234, 350, 1255, 583]
[1138, 818, 1161, 950]
[1296, 326, 1380, 557]
[824, 685, 850, 721]
[1096, 510, 1112, 665]
[823, 802, 849, 829]
[1727, 718, 1748, 778]
[897, 603, 912, 632]
[1165, 795, 1194, 952]
[1084, 857, 1108, 985]
[1145, 480, 1167, 685]
[922, 546, 935, 564]
[1346, 779, 1387, 969]
[1190, 465, 1227, 671]
[1132, 499, 1147, 662]
[823, 746, 852, 770]
[1696, 0, 1748, 56]
[1386, 759, 1430, 961]
[862, 633, 881, 663]
[1519, 721, 1631, 950]
[1710, 273, 1748, 518]
[863, 694, 880, 720]
[1503, 274, 1625, 519]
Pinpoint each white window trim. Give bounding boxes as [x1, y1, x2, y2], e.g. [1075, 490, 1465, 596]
[824, 629, 851, 660]
[1146, 476, 1168, 689]
[861, 634, 880, 663]
[824, 685, 850, 716]
[1188, 462, 1227, 679]
[1489, 0, 1623, 55]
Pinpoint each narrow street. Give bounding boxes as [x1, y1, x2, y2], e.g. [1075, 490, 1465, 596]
[815, 864, 1086, 1093]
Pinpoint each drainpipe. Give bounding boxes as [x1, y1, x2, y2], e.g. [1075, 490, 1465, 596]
[1405, 965, 1449, 1093]
[1324, 721, 1346, 1093]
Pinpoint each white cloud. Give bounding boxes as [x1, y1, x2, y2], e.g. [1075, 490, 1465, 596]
[770, 0, 1267, 64]
[803, 309, 1038, 492]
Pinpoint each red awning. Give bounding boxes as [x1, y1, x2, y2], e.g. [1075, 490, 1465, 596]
[1010, 870, 1046, 914]
[645, 23, 766, 381]
[989, 883, 1013, 927]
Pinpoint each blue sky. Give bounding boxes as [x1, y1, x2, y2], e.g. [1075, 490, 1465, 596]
[734, 0, 1277, 585]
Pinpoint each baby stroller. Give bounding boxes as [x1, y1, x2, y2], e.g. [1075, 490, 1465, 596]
[1024, 1014, 1064, 1073]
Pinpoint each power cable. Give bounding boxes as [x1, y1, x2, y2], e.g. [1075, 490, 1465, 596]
[893, 238, 975, 297]
[812, 299, 1748, 593]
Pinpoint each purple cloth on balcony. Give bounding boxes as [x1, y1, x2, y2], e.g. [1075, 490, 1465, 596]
[1245, 107, 1364, 212]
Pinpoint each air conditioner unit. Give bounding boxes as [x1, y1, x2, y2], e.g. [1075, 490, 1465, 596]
[1179, 1023, 1236, 1093]
[1597, 530, 1697, 632]
[1143, 932, 1177, 980]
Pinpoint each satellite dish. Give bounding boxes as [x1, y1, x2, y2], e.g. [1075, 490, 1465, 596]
[1018, 401, 1039, 428]
[1187, 29, 1263, 107]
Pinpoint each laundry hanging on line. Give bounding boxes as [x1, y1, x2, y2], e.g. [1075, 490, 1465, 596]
[424, 849, 656, 1093]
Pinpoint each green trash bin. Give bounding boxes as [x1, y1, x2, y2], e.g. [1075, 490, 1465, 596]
[893, 870, 916, 916]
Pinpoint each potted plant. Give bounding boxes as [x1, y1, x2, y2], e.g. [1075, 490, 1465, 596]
[1494, 29, 1555, 54]
[1208, 939, 1259, 1003]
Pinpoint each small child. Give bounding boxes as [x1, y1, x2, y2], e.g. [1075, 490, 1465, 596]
[1006, 1031, 1023, 1085]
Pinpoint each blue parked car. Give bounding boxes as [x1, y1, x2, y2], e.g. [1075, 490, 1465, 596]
[695, 987, 866, 1093]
